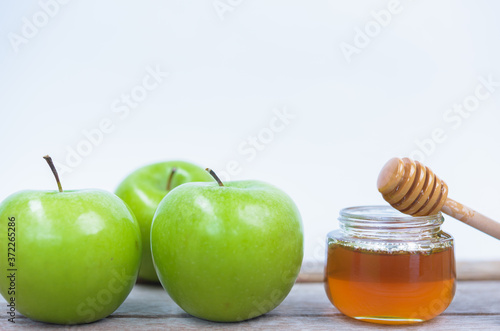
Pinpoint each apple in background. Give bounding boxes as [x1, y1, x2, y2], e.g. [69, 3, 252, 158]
[151, 169, 304, 322]
[0, 156, 141, 324]
[115, 161, 213, 282]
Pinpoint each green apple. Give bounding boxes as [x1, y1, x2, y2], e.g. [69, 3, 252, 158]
[115, 161, 213, 282]
[0, 156, 141, 324]
[151, 169, 303, 322]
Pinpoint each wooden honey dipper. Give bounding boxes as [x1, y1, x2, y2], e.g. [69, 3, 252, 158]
[377, 157, 500, 240]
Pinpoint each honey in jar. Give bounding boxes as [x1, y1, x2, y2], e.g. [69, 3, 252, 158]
[325, 206, 456, 324]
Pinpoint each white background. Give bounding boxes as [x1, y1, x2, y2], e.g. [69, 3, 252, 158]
[1, 0, 499, 264]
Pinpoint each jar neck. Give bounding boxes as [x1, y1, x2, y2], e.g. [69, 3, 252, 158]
[339, 206, 444, 240]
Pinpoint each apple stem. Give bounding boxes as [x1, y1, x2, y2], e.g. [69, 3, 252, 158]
[205, 168, 224, 187]
[43, 155, 63, 192]
[167, 167, 177, 191]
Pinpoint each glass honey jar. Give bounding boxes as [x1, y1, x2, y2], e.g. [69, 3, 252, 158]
[325, 206, 456, 325]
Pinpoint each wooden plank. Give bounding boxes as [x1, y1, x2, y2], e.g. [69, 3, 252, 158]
[297, 260, 500, 282]
[1, 281, 499, 330]
[8, 315, 496, 331]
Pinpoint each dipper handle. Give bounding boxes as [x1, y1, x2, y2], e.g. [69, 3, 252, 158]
[378, 157, 500, 240]
[442, 198, 500, 240]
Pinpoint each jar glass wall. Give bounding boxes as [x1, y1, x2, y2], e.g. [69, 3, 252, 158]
[325, 206, 456, 325]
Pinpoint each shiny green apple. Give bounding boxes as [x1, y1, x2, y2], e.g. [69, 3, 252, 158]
[115, 161, 213, 282]
[0, 156, 141, 324]
[151, 170, 304, 322]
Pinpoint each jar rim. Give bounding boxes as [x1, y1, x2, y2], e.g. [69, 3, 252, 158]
[338, 206, 445, 240]
[339, 205, 443, 223]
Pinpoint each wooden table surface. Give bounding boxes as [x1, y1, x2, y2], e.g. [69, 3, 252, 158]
[2, 262, 500, 330]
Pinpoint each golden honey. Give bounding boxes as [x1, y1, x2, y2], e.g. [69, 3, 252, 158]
[325, 206, 456, 324]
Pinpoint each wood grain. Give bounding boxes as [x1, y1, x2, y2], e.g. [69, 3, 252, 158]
[1, 280, 499, 330]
